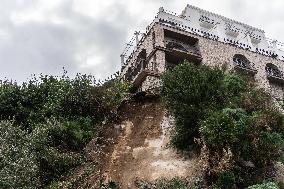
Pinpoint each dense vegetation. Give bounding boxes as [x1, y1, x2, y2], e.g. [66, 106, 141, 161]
[1, 61, 284, 188]
[0, 73, 130, 188]
[162, 62, 284, 188]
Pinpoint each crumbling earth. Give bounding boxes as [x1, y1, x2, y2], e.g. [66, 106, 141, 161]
[91, 99, 202, 188]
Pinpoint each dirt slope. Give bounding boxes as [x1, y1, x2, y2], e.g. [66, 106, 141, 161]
[96, 99, 202, 188]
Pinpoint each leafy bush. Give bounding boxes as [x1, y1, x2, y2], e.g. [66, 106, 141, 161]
[0, 81, 22, 122]
[223, 74, 247, 96]
[237, 88, 273, 113]
[251, 132, 283, 167]
[200, 108, 283, 176]
[247, 182, 279, 189]
[0, 121, 40, 189]
[216, 171, 236, 189]
[162, 62, 226, 149]
[200, 108, 248, 147]
[48, 117, 94, 151]
[0, 74, 130, 129]
[0, 73, 130, 188]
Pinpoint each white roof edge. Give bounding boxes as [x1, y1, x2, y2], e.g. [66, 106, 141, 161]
[185, 4, 265, 33]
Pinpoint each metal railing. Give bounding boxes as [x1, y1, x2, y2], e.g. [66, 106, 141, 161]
[233, 57, 256, 71]
[124, 59, 158, 81]
[164, 39, 201, 56]
[266, 67, 284, 79]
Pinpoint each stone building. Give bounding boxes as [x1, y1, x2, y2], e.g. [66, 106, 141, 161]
[120, 4, 284, 100]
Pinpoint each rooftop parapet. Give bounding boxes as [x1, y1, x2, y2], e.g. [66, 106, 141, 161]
[121, 5, 284, 68]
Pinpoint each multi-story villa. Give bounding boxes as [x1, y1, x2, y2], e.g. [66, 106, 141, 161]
[120, 4, 284, 100]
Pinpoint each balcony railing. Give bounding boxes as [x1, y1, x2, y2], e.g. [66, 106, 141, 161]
[164, 39, 201, 56]
[124, 59, 160, 86]
[266, 67, 284, 84]
[233, 57, 257, 75]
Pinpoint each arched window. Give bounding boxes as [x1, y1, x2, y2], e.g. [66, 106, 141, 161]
[233, 54, 251, 69]
[233, 54, 257, 75]
[265, 63, 282, 78]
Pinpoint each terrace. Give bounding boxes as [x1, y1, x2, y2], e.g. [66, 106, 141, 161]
[163, 29, 202, 66]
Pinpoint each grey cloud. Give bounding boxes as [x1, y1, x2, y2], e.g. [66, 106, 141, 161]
[0, 0, 284, 82]
[0, 0, 134, 82]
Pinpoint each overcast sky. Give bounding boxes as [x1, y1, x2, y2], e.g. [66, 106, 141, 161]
[0, 0, 284, 83]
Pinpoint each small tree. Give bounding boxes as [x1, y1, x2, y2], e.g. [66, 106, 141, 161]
[162, 61, 226, 149]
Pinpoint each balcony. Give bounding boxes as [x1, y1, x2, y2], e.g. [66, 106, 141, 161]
[233, 57, 257, 75]
[163, 39, 202, 63]
[266, 67, 284, 84]
[132, 59, 160, 86]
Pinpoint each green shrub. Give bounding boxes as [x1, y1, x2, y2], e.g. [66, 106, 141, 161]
[238, 88, 273, 113]
[38, 147, 82, 185]
[247, 182, 279, 189]
[280, 154, 284, 164]
[250, 132, 283, 168]
[162, 61, 225, 149]
[0, 73, 130, 188]
[0, 74, 130, 130]
[0, 81, 23, 122]
[0, 117, 94, 188]
[223, 74, 247, 96]
[200, 108, 248, 147]
[216, 171, 236, 189]
[0, 121, 40, 189]
[48, 117, 94, 151]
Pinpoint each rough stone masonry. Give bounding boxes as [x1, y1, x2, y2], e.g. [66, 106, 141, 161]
[120, 4, 284, 100]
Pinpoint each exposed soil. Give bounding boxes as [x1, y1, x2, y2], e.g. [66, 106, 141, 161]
[92, 99, 203, 188]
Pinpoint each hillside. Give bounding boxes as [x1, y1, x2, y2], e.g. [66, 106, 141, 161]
[72, 96, 284, 189]
[1, 62, 284, 189]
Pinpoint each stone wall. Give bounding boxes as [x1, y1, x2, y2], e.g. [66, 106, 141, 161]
[141, 76, 162, 93]
[149, 24, 284, 99]
[123, 22, 283, 99]
[198, 34, 284, 99]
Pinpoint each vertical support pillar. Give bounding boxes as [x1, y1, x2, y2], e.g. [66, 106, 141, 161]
[141, 59, 144, 71]
[155, 50, 166, 73]
[120, 54, 125, 67]
[134, 31, 140, 46]
[153, 24, 166, 73]
[154, 24, 165, 47]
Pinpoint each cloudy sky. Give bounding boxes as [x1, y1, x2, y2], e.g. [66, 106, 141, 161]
[0, 0, 284, 82]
